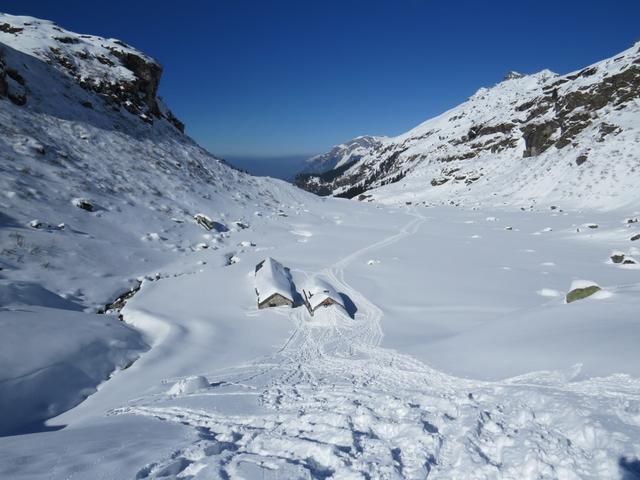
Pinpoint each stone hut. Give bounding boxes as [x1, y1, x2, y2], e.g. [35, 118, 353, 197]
[254, 257, 294, 309]
[302, 278, 345, 316]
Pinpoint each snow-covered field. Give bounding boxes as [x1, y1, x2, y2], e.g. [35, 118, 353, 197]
[2, 199, 640, 479]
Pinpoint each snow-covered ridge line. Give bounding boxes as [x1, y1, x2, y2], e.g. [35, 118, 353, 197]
[296, 41, 640, 210]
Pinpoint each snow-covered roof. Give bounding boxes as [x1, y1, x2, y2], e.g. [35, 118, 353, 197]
[303, 278, 344, 310]
[254, 257, 293, 304]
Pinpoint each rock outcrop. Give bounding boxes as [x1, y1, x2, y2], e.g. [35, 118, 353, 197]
[0, 14, 183, 131]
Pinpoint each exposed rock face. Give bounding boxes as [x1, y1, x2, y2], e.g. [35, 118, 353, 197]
[0, 50, 27, 105]
[0, 22, 23, 34]
[0, 14, 184, 132]
[522, 121, 559, 158]
[295, 42, 640, 208]
[82, 46, 163, 118]
[0, 56, 7, 97]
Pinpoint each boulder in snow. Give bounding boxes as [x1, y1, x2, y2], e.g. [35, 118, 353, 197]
[611, 252, 626, 264]
[72, 197, 94, 212]
[566, 280, 601, 304]
[194, 213, 214, 230]
[233, 220, 249, 229]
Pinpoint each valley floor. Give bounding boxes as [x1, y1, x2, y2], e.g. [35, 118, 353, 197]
[2, 202, 640, 479]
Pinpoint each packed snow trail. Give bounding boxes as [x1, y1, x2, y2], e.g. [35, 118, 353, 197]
[117, 212, 640, 479]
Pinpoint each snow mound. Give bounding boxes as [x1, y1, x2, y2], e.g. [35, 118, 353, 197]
[0, 306, 146, 435]
[167, 376, 209, 396]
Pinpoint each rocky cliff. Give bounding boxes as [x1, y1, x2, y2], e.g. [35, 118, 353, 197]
[0, 14, 183, 131]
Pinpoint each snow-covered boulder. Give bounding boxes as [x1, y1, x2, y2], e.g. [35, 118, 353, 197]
[167, 375, 209, 396]
[565, 280, 601, 304]
[194, 213, 214, 230]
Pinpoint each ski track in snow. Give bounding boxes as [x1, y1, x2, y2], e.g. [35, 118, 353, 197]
[116, 213, 640, 479]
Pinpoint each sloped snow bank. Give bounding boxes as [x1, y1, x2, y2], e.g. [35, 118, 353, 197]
[0, 305, 146, 435]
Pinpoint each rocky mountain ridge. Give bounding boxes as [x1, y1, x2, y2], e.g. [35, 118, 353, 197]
[0, 14, 183, 130]
[295, 135, 386, 195]
[295, 42, 640, 210]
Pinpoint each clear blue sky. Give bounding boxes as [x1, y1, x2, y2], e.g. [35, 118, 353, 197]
[3, 1, 639, 158]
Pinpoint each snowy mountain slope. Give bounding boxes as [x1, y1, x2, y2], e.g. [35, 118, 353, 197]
[0, 13, 316, 433]
[0, 13, 313, 308]
[297, 43, 640, 210]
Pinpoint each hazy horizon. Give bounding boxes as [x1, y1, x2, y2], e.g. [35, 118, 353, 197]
[223, 153, 315, 180]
